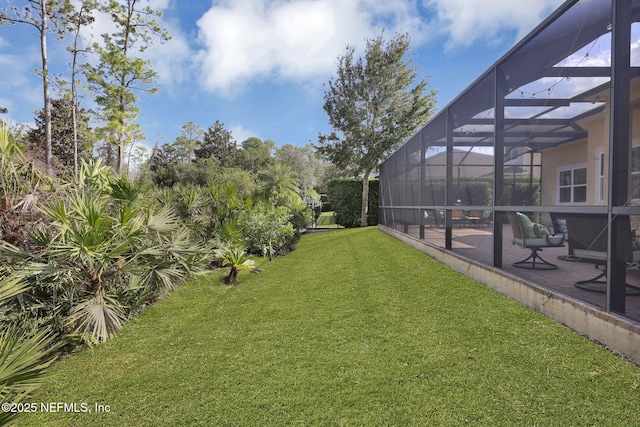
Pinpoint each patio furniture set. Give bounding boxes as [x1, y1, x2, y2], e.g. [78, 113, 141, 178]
[508, 211, 640, 296]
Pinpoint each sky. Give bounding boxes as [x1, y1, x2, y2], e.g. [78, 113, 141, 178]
[0, 0, 566, 153]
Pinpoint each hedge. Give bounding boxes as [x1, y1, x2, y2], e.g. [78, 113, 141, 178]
[422, 176, 540, 206]
[327, 175, 539, 228]
[326, 178, 379, 227]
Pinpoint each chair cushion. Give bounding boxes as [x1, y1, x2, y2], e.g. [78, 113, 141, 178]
[553, 218, 567, 234]
[516, 212, 549, 238]
[533, 223, 549, 237]
[516, 212, 536, 239]
[522, 237, 553, 247]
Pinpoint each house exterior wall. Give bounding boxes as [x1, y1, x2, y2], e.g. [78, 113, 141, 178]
[541, 140, 588, 205]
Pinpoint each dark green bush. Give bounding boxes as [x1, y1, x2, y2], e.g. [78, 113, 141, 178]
[327, 178, 378, 227]
[422, 176, 540, 207]
[320, 194, 331, 212]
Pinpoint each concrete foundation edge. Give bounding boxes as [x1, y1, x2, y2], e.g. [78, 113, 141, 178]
[379, 225, 640, 365]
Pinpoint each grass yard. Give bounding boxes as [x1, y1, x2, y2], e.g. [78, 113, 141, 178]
[17, 228, 640, 426]
[314, 211, 341, 228]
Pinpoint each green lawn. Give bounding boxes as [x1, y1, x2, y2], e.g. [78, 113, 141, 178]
[314, 211, 340, 228]
[17, 228, 640, 426]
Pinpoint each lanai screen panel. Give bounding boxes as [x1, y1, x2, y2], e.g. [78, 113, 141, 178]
[405, 134, 421, 207]
[379, 159, 391, 227]
[380, 0, 640, 211]
[449, 71, 496, 207]
[388, 145, 405, 209]
[380, 0, 628, 213]
[379, 145, 403, 229]
[497, 0, 617, 155]
[421, 113, 447, 207]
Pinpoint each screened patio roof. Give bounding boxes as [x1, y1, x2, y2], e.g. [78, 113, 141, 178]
[416, 0, 640, 153]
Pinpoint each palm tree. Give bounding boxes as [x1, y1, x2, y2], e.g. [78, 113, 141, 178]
[0, 123, 48, 212]
[214, 245, 260, 285]
[0, 272, 59, 426]
[258, 161, 301, 205]
[3, 160, 211, 344]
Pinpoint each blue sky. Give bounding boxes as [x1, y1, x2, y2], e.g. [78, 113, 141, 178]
[0, 0, 565, 153]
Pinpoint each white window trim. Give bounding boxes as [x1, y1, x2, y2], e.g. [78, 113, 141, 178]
[557, 163, 588, 205]
[595, 148, 605, 204]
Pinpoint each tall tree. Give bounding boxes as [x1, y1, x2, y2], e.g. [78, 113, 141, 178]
[276, 143, 322, 191]
[26, 93, 94, 171]
[237, 137, 275, 173]
[1, 0, 60, 176]
[173, 121, 203, 163]
[194, 120, 237, 166]
[58, 0, 97, 177]
[86, 0, 169, 173]
[318, 32, 437, 226]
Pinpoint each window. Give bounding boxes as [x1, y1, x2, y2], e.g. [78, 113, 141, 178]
[559, 166, 587, 203]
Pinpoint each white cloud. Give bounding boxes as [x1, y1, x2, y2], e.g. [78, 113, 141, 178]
[425, 0, 565, 50]
[229, 124, 258, 144]
[194, 0, 429, 96]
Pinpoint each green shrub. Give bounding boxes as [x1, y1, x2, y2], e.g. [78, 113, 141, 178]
[288, 199, 313, 231]
[422, 178, 492, 206]
[0, 160, 211, 345]
[239, 202, 295, 260]
[327, 178, 378, 227]
[421, 176, 539, 207]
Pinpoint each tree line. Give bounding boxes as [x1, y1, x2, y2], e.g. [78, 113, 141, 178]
[1, 3, 438, 227]
[1, 0, 169, 176]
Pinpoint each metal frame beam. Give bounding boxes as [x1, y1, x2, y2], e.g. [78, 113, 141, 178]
[493, 68, 506, 268]
[607, 0, 632, 314]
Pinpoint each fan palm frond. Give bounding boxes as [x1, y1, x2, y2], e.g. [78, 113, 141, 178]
[25, 224, 52, 248]
[0, 326, 59, 426]
[0, 241, 32, 261]
[214, 245, 260, 285]
[147, 207, 181, 234]
[77, 158, 114, 192]
[0, 272, 29, 303]
[109, 175, 141, 202]
[65, 290, 127, 345]
[0, 327, 59, 393]
[258, 161, 302, 204]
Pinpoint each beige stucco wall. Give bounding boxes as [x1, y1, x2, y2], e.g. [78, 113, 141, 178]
[541, 139, 589, 205]
[540, 109, 613, 207]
